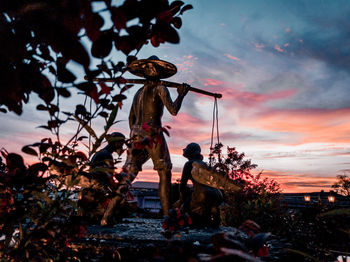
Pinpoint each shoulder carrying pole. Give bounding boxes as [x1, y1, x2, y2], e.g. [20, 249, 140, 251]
[85, 77, 222, 99]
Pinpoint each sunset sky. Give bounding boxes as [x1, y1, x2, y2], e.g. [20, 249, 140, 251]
[2, 0, 350, 192]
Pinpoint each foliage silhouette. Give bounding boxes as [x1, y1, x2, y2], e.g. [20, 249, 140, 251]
[0, 0, 192, 260]
[0, 0, 192, 115]
[332, 174, 350, 197]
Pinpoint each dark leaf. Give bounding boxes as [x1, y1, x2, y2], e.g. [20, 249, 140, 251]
[120, 84, 134, 93]
[91, 30, 114, 58]
[42, 157, 52, 162]
[29, 162, 48, 173]
[114, 35, 134, 55]
[56, 88, 71, 97]
[22, 146, 38, 156]
[74, 116, 98, 139]
[170, 1, 184, 9]
[99, 111, 108, 118]
[57, 64, 76, 83]
[105, 104, 116, 110]
[99, 82, 111, 94]
[169, 1, 184, 14]
[112, 94, 127, 102]
[113, 61, 125, 72]
[76, 82, 92, 92]
[111, 7, 127, 30]
[97, 63, 113, 76]
[172, 17, 182, 29]
[43, 18, 90, 67]
[77, 136, 88, 141]
[156, 11, 173, 23]
[36, 104, 48, 111]
[180, 4, 193, 14]
[85, 12, 104, 42]
[75, 104, 87, 116]
[86, 69, 103, 79]
[88, 85, 99, 104]
[75, 151, 88, 160]
[39, 76, 55, 103]
[48, 120, 59, 128]
[162, 25, 180, 43]
[48, 104, 59, 115]
[106, 104, 119, 130]
[62, 111, 73, 116]
[99, 98, 111, 107]
[39, 143, 51, 153]
[37, 125, 52, 130]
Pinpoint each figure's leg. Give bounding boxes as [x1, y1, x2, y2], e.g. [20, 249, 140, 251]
[157, 168, 171, 216]
[190, 185, 223, 227]
[150, 134, 172, 217]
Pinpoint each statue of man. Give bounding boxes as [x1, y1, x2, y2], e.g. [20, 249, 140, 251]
[80, 132, 126, 225]
[122, 55, 190, 216]
[178, 143, 223, 226]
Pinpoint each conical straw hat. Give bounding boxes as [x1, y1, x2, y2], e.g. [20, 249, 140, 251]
[127, 55, 177, 79]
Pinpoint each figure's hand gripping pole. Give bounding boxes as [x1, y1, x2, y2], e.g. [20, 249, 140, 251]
[85, 77, 222, 99]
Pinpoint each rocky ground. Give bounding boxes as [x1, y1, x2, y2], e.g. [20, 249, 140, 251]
[71, 218, 289, 261]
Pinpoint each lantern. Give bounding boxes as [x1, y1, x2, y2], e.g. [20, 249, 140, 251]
[304, 195, 311, 202]
[328, 195, 335, 203]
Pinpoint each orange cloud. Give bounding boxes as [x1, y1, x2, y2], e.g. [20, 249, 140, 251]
[244, 108, 350, 143]
[257, 170, 337, 193]
[133, 169, 182, 183]
[134, 168, 336, 193]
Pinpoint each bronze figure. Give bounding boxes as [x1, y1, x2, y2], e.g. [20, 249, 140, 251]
[177, 143, 224, 226]
[122, 56, 190, 216]
[79, 132, 126, 225]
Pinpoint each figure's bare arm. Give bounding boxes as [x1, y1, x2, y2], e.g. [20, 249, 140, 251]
[157, 84, 190, 116]
[179, 161, 192, 201]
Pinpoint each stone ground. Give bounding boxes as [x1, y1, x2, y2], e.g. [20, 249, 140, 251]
[86, 218, 241, 243]
[71, 218, 287, 261]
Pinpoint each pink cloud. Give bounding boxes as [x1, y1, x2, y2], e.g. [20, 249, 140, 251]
[255, 43, 265, 50]
[176, 55, 196, 72]
[215, 85, 297, 107]
[274, 44, 284, 52]
[202, 78, 227, 87]
[164, 113, 211, 142]
[224, 54, 240, 61]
